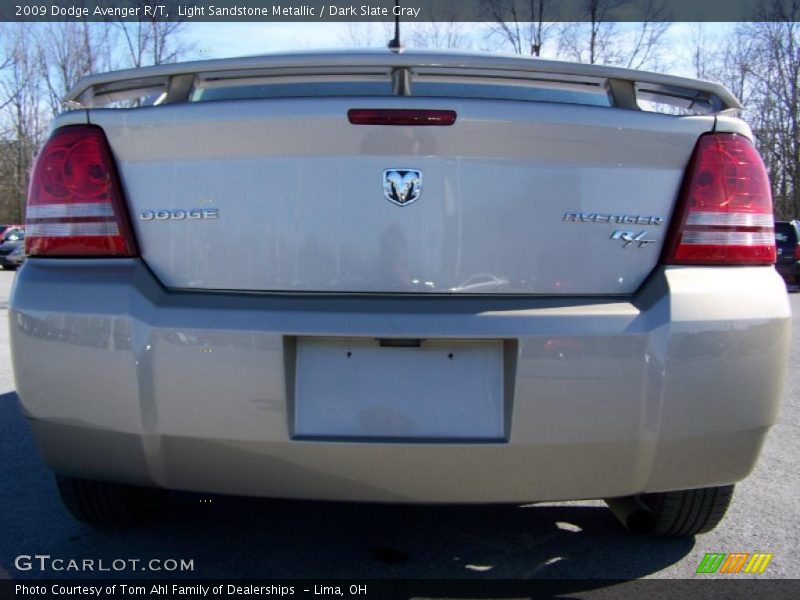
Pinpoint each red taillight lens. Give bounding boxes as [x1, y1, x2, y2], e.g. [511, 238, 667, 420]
[348, 109, 457, 126]
[794, 245, 800, 261]
[663, 133, 775, 265]
[25, 125, 137, 257]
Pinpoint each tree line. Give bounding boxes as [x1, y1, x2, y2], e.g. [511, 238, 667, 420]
[1, 1, 798, 223]
[0, 18, 186, 223]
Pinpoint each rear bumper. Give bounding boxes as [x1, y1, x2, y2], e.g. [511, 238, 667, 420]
[9, 260, 791, 502]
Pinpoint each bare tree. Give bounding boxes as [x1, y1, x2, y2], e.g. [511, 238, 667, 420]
[38, 23, 114, 116]
[407, 1, 472, 50]
[697, 1, 799, 219]
[0, 24, 21, 223]
[114, 21, 187, 67]
[746, 16, 800, 218]
[558, 0, 670, 68]
[0, 24, 46, 222]
[685, 23, 715, 80]
[483, 0, 556, 56]
[111, 2, 190, 68]
[484, 0, 669, 66]
[339, 22, 393, 48]
[0, 14, 189, 223]
[341, 17, 467, 52]
[715, 25, 758, 107]
[0, 22, 115, 222]
[622, 2, 671, 69]
[0, 25, 16, 111]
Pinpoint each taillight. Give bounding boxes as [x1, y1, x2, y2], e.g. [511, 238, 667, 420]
[663, 133, 775, 265]
[25, 125, 137, 257]
[794, 245, 800, 261]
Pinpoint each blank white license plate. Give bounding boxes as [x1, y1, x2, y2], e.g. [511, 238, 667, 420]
[294, 337, 505, 440]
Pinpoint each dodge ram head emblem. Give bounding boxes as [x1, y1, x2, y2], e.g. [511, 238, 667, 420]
[383, 169, 422, 206]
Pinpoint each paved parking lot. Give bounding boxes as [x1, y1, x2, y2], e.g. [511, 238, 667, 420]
[0, 267, 798, 584]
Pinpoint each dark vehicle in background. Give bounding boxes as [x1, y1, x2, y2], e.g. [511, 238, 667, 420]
[0, 224, 23, 241]
[1, 227, 23, 241]
[0, 229, 24, 270]
[774, 221, 800, 289]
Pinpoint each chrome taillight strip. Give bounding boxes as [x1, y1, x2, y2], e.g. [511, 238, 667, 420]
[26, 203, 115, 219]
[681, 231, 775, 246]
[685, 212, 774, 228]
[26, 222, 119, 237]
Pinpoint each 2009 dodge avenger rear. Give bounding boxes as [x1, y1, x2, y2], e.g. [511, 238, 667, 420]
[9, 50, 791, 534]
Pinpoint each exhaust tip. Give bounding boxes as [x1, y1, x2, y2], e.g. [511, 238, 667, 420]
[625, 508, 657, 534]
[605, 496, 656, 534]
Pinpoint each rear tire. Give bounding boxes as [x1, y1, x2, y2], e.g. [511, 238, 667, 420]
[56, 475, 167, 528]
[642, 484, 734, 537]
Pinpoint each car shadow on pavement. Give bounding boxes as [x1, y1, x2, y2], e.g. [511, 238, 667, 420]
[0, 390, 694, 588]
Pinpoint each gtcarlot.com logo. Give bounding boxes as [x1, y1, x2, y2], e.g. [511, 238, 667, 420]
[14, 555, 194, 573]
[696, 552, 773, 574]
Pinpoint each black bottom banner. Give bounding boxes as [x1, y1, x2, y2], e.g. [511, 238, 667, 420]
[2, 579, 800, 600]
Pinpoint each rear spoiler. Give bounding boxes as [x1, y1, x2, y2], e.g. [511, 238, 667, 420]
[65, 49, 741, 115]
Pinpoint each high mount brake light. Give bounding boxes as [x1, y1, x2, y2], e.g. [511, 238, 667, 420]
[663, 133, 775, 265]
[25, 125, 137, 257]
[348, 109, 457, 126]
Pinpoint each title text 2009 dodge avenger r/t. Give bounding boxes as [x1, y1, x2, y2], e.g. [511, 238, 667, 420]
[9, 50, 790, 535]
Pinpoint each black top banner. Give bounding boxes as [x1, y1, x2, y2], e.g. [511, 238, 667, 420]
[1, 0, 798, 23]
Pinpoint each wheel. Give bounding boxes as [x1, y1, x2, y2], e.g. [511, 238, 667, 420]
[642, 484, 734, 537]
[56, 475, 167, 528]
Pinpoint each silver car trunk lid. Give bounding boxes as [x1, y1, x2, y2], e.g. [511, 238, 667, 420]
[90, 98, 713, 294]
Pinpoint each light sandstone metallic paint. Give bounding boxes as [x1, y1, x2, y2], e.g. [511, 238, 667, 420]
[86, 102, 715, 294]
[9, 260, 790, 502]
[11, 52, 788, 504]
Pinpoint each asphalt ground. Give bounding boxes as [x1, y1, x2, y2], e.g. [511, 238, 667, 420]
[0, 267, 798, 589]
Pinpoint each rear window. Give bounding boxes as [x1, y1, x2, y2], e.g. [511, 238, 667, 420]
[194, 81, 393, 102]
[774, 222, 798, 245]
[192, 79, 612, 108]
[412, 82, 610, 106]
